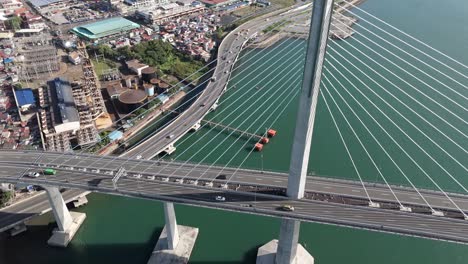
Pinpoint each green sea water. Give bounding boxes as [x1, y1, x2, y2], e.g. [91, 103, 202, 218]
[1, 0, 467, 263]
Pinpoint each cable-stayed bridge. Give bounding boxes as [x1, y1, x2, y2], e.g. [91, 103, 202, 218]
[1, 0, 466, 263]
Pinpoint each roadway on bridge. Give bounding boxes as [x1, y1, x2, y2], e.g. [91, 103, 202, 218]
[2, 150, 468, 213]
[0, 161, 468, 244]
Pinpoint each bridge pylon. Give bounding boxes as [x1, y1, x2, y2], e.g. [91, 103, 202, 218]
[258, 0, 335, 263]
[43, 186, 86, 247]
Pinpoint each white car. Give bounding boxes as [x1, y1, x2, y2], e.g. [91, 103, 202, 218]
[92, 169, 100, 173]
[136, 155, 142, 159]
[175, 179, 183, 184]
[167, 134, 175, 139]
[162, 177, 169, 182]
[134, 173, 142, 178]
[28, 172, 40, 178]
[215, 196, 226, 202]
[147, 175, 155, 180]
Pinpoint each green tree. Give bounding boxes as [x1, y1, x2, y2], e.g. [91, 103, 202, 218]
[0, 191, 14, 208]
[8, 16, 22, 30]
[215, 27, 224, 40]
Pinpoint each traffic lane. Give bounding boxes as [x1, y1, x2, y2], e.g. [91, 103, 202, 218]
[1, 153, 468, 212]
[2, 166, 468, 243]
[29, 155, 468, 210]
[125, 180, 468, 242]
[3, 151, 468, 206]
[246, 201, 468, 242]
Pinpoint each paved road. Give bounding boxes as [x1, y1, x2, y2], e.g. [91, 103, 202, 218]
[0, 189, 89, 232]
[123, 5, 310, 160]
[1, 151, 468, 243]
[2, 150, 467, 212]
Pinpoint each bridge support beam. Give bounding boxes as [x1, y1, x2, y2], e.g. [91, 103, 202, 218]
[257, 219, 313, 264]
[43, 186, 86, 247]
[165, 144, 177, 155]
[191, 121, 201, 132]
[147, 202, 199, 264]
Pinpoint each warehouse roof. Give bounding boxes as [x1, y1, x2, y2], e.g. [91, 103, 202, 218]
[50, 78, 80, 124]
[14, 89, 35, 107]
[29, 0, 63, 8]
[71, 17, 140, 40]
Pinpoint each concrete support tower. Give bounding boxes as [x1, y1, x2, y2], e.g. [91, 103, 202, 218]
[258, 0, 335, 263]
[43, 186, 86, 247]
[147, 202, 199, 264]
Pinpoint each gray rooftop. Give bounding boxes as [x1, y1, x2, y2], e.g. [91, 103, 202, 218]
[50, 78, 80, 124]
[29, 0, 64, 8]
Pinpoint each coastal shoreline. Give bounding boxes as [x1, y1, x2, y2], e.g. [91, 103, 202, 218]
[250, 0, 365, 49]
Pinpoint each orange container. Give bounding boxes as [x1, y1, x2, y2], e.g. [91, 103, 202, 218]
[254, 143, 264, 151]
[267, 129, 277, 137]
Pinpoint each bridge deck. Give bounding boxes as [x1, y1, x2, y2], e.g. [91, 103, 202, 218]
[1, 150, 468, 244]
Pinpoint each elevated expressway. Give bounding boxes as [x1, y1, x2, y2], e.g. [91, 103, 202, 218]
[123, 7, 304, 159]
[1, 150, 468, 244]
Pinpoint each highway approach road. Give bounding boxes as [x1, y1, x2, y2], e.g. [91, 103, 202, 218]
[123, 4, 312, 159]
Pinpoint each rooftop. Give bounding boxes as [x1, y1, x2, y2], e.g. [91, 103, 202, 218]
[14, 89, 35, 107]
[49, 77, 80, 124]
[71, 17, 140, 40]
[199, 0, 230, 5]
[29, 0, 63, 8]
[119, 89, 147, 104]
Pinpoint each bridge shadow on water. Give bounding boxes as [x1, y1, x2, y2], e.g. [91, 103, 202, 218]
[0, 212, 262, 264]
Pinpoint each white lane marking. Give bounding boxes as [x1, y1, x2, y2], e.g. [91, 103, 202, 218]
[256, 178, 263, 181]
[351, 189, 361, 193]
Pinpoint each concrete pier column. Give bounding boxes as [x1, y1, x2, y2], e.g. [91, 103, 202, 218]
[164, 202, 179, 250]
[43, 186, 86, 247]
[276, 219, 300, 263]
[257, 219, 314, 264]
[147, 202, 199, 264]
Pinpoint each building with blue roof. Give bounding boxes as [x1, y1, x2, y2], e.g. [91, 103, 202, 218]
[14, 89, 36, 112]
[108, 130, 124, 142]
[71, 17, 141, 42]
